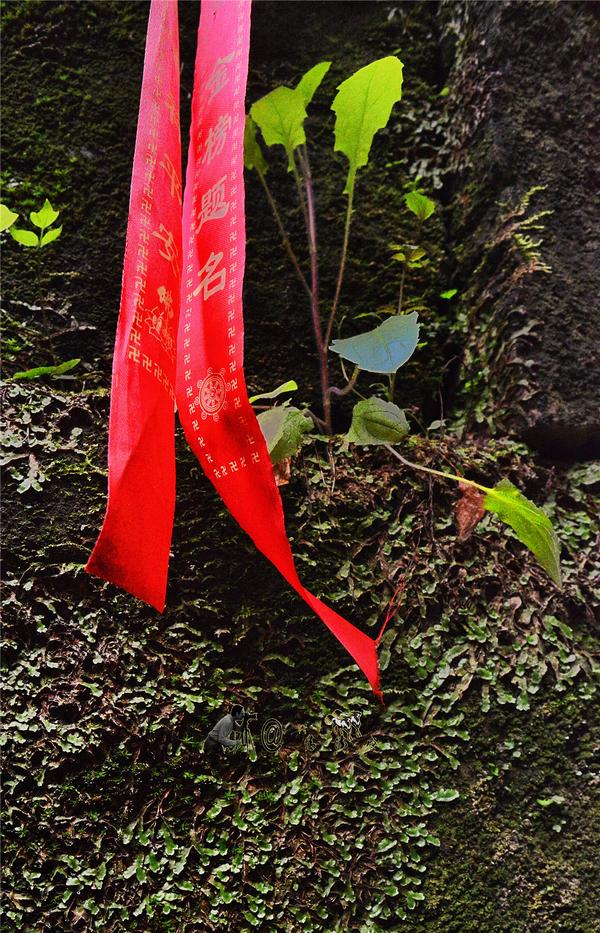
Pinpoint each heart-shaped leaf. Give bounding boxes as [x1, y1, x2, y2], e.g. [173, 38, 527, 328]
[405, 191, 435, 221]
[344, 397, 409, 448]
[30, 198, 59, 229]
[0, 203, 18, 233]
[483, 478, 562, 587]
[257, 406, 312, 464]
[332, 56, 403, 194]
[329, 312, 419, 373]
[296, 61, 331, 106]
[250, 87, 307, 172]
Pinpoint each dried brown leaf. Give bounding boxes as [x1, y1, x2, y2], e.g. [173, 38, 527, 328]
[273, 457, 292, 486]
[455, 482, 485, 541]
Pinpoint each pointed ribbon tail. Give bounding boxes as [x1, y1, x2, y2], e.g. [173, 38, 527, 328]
[300, 588, 383, 702]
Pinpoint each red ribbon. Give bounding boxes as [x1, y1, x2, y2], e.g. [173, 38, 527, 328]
[86, 0, 383, 701]
[86, 0, 181, 611]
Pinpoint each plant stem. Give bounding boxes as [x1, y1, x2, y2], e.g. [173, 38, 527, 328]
[297, 149, 323, 351]
[257, 170, 311, 300]
[397, 264, 406, 315]
[382, 443, 492, 494]
[329, 365, 360, 398]
[306, 409, 327, 432]
[323, 176, 356, 432]
[292, 159, 310, 239]
[389, 260, 408, 400]
[325, 179, 355, 354]
[36, 230, 57, 364]
[388, 372, 396, 403]
[298, 146, 332, 433]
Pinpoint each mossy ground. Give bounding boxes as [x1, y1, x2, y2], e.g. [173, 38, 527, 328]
[2, 2, 599, 931]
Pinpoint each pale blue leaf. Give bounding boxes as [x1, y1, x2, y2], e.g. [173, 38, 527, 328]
[329, 312, 419, 374]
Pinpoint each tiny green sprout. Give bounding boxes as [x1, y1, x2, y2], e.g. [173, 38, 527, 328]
[536, 795, 565, 808]
[404, 190, 435, 222]
[440, 288, 458, 300]
[439, 86, 450, 98]
[390, 244, 426, 267]
[427, 419, 446, 432]
[9, 198, 62, 248]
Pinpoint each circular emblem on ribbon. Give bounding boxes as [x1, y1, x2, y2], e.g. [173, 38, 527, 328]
[195, 367, 229, 421]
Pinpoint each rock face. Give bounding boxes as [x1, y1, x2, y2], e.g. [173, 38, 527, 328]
[444, 0, 600, 459]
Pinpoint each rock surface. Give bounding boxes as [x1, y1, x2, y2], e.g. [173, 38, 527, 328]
[443, 0, 600, 459]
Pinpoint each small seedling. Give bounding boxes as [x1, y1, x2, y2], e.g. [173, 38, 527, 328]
[6, 198, 62, 248]
[2, 197, 66, 366]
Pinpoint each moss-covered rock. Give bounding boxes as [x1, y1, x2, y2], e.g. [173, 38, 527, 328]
[2, 2, 599, 931]
[442, 0, 600, 459]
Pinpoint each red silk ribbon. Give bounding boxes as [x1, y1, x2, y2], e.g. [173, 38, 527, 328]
[86, 0, 181, 610]
[86, 0, 383, 701]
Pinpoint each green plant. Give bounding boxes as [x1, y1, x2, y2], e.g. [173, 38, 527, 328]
[12, 358, 80, 381]
[5, 197, 63, 248]
[381, 446, 562, 587]
[501, 184, 553, 274]
[245, 59, 563, 589]
[247, 56, 409, 435]
[1, 198, 78, 376]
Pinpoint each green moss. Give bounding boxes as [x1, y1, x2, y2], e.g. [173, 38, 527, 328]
[3, 394, 598, 928]
[405, 687, 600, 932]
